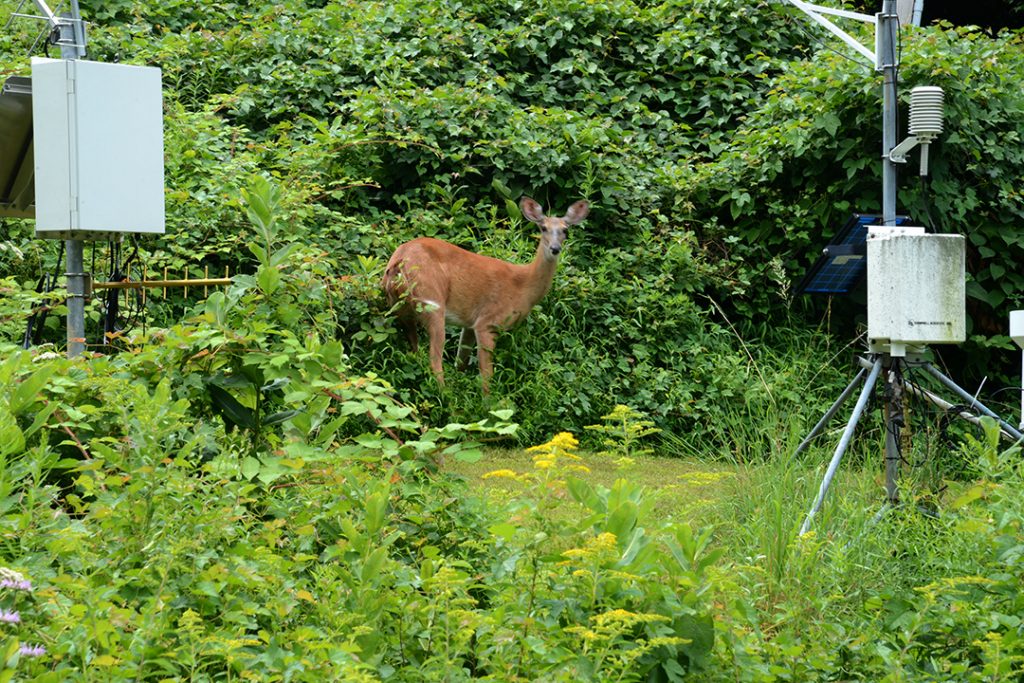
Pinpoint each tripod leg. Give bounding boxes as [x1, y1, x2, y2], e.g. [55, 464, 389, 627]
[799, 356, 883, 536]
[922, 363, 1023, 441]
[793, 365, 868, 457]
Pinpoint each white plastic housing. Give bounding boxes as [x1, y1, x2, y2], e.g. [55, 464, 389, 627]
[908, 86, 944, 142]
[32, 58, 164, 239]
[867, 228, 965, 355]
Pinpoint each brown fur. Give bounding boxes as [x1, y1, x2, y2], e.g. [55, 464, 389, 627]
[382, 197, 589, 393]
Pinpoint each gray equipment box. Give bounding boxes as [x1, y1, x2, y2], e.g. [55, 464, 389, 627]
[31, 57, 164, 239]
[867, 227, 966, 355]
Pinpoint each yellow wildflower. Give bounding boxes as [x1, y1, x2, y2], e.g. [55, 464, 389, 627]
[527, 431, 579, 453]
[550, 431, 580, 450]
[593, 609, 669, 630]
[592, 532, 618, 552]
[680, 471, 735, 486]
[482, 469, 519, 480]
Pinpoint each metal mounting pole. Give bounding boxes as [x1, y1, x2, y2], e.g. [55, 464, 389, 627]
[52, 0, 88, 357]
[880, 1, 899, 227]
[878, 0, 903, 505]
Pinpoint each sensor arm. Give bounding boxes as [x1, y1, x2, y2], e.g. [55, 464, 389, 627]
[888, 135, 934, 176]
[887, 135, 921, 164]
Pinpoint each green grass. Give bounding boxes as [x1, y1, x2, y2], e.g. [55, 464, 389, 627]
[449, 446, 745, 528]
[448, 443, 892, 563]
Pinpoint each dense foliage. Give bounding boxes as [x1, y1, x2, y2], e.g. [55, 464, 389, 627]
[3, 1, 1023, 437]
[4, 275, 1024, 680]
[0, 0, 1008, 442]
[2, 1, 1024, 680]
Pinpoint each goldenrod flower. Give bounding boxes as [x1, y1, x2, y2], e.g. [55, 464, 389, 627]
[593, 609, 669, 630]
[527, 431, 579, 453]
[482, 469, 519, 480]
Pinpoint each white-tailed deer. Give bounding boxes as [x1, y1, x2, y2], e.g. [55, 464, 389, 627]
[382, 197, 590, 394]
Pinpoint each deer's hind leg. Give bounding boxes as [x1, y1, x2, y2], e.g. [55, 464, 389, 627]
[395, 312, 419, 352]
[456, 327, 476, 371]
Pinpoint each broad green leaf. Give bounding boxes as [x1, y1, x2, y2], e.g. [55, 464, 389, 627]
[260, 378, 289, 393]
[263, 409, 301, 427]
[248, 243, 267, 264]
[0, 351, 24, 386]
[453, 447, 482, 463]
[207, 384, 256, 431]
[420, 557, 435, 581]
[488, 523, 518, 541]
[241, 456, 261, 480]
[22, 402, 57, 439]
[0, 408, 25, 457]
[269, 243, 299, 268]
[256, 458, 287, 485]
[606, 501, 638, 541]
[257, 264, 281, 296]
[361, 546, 387, 583]
[364, 491, 388, 535]
[9, 365, 54, 415]
[567, 477, 602, 512]
[950, 483, 989, 510]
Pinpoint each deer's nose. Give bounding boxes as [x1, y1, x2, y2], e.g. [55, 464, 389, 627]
[550, 245, 562, 255]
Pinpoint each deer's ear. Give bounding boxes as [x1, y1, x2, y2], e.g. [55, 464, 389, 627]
[519, 197, 545, 224]
[563, 200, 590, 225]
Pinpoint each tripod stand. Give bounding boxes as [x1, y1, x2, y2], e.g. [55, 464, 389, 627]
[797, 351, 1023, 535]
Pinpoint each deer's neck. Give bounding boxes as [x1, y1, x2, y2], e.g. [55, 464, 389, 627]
[523, 243, 560, 306]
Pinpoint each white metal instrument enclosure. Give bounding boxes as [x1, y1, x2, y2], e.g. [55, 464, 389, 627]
[31, 57, 164, 239]
[867, 227, 965, 355]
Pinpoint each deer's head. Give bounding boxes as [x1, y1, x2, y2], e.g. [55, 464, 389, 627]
[520, 197, 590, 261]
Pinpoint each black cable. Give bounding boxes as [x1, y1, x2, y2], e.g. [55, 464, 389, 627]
[99, 236, 149, 347]
[938, 403, 976, 451]
[902, 360, 940, 467]
[21, 243, 64, 349]
[127, 236, 145, 334]
[113, 236, 144, 338]
[103, 239, 125, 346]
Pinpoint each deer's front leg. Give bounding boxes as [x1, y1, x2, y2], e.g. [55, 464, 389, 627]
[424, 312, 447, 387]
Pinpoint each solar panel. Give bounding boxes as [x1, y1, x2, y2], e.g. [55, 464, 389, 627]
[795, 213, 911, 295]
[0, 76, 34, 218]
